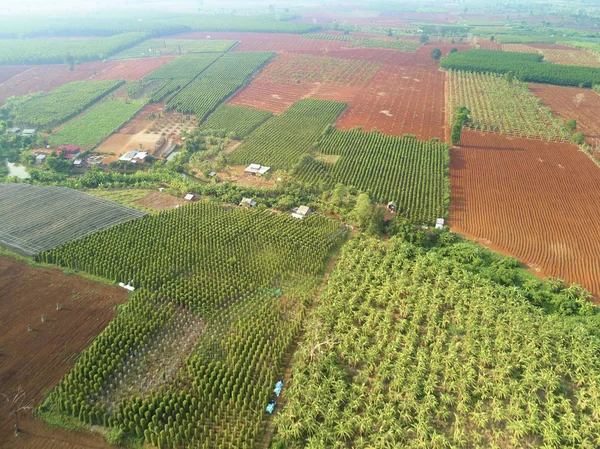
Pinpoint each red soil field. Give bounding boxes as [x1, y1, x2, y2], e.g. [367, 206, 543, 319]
[527, 43, 579, 50]
[0, 256, 128, 445]
[333, 65, 447, 140]
[449, 130, 600, 298]
[0, 57, 174, 105]
[530, 84, 600, 149]
[475, 38, 502, 50]
[0, 66, 29, 84]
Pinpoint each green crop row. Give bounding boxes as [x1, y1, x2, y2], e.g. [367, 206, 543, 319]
[112, 38, 236, 58]
[198, 104, 272, 138]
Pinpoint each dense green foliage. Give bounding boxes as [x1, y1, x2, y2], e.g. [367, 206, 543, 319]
[38, 202, 344, 448]
[275, 235, 600, 448]
[296, 130, 448, 223]
[49, 99, 145, 147]
[0, 33, 148, 65]
[112, 38, 236, 58]
[198, 104, 272, 139]
[11, 80, 123, 128]
[229, 100, 346, 170]
[165, 52, 273, 120]
[451, 106, 470, 146]
[440, 49, 600, 87]
[142, 53, 224, 102]
[448, 70, 569, 141]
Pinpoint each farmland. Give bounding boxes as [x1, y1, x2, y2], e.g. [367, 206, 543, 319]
[449, 130, 600, 298]
[0, 33, 148, 65]
[37, 202, 345, 449]
[447, 70, 569, 141]
[301, 33, 422, 52]
[274, 236, 600, 448]
[0, 256, 128, 444]
[165, 52, 274, 120]
[49, 99, 146, 148]
[10, 80, 123, 128]
[297, 129, 449, 223]
[229, 99, 346, 169]
[0, 184, 146, 256]
[113, 38, 236, 58]
[198, 104, 272, 138]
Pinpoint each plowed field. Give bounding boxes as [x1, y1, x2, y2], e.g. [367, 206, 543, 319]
[449, 130, 600, 298]
[334, 65, 446, 140]
[0, 57, 174, 105]
[0, 256, 128, 444]
[542, 49, 600, 68]
[0, 66, 29, 84]
[530, 84, 600, 148]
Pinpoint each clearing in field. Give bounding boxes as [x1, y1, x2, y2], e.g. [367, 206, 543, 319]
[530, 83, 600, 149]
[11, 80, 123, 128]
[37, 202, 346, 449]
[295, 130, 448, 223]
[229, 99, 346, 169]
[0, 256, 128, 445]
[229, 52, 380, 113]
[274, 236, 600, 448]
[113, 38, 236, 58]
[447, 70, 569, 141]
[199, 103, 272, 138]
[0, 184, 146, 256]
[449, 130, 600, 298]
[49, 98, 145, 148]
[0, 57, 175, 106]
[333, 65, 447, 140]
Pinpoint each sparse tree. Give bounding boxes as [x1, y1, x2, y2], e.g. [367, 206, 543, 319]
[430, 48, 442, 60]
[1, 387, 33, 436]
[419, 34, 429, 44]
[565, 119, 577, 133]
[572, 131, 586, 145]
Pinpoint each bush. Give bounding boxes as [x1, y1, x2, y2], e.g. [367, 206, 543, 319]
[572, 131, 586, 145]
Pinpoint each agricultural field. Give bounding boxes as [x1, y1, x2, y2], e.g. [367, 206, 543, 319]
[198, 104, 272, 138]
[542, 49, 600, 68]
[447, 70, 569, 141]
[0, 32, 148, 65]
[10, 80, 123, 128]
[49, 99, 146, 148]
[165, 52, 274, 120]
[229, 99, 346, 169]
[0, 184, 146, 256]
[333, 65, 447, 140]
[37, 202, 346, 449]
[296, 130, 448, 223]
[440, 49, 600, 87]
[449, 130, 600, 298]
[229, 53, 381, 113]
[113, 38, 236, 58]
[530, 83, 600, 148]
[274, 236, 600, 448]
[500, 43, 541, 53]
[0, 57, 175, 106]
[0, 256, 128, 444]
[302, 33, 422, 52]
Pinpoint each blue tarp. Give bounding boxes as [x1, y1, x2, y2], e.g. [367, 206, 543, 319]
[266, 401, 276, 414]
[274, 380, 284, 397]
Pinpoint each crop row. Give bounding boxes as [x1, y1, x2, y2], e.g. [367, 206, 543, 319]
[12, 80, 124, 128]
[113, 38, 236, 58]
[0, 32, 148, 65]
[199, 104, 272, 138]
[38, 202, 343, 448]
[440, 49, 600, 87]
[447, 70, 570, 141]
[296, 129, 448, 223]
[165, 52, 274, 120]
[49, 99, 146, 148]
[229, 99, 346, 170]
[301, 33, 421, 51]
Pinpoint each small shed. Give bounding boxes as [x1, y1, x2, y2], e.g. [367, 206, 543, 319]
[22, 129, 36, 136]
[35, 154, 46, 165]
[208, 171, 216, 177]
[9, 127, 20, 134]
[73, 159, 84, 168]
[387, 201, 397, 212]
[184, 193, 196, 201]
[292, 205, 311, 219]
[239, 197, 257, 207]
[245, 163, 270, 176]
[435, 218, 445, 230]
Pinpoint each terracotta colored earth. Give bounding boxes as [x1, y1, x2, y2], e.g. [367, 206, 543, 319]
[333, 65, 447, 140]
[541, 49, 600, 68]
[530, 84, 600, 149]
[476, 38, 502, 50]
[136, 191, 185, 210]
[449, 130, 600, 299]
[0, 256, 128, 445]
[0, 66, 29, 84]
[0, 57, 174, 105]
[527, 43, 580, 50]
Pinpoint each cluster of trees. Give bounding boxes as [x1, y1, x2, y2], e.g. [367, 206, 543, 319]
[451, 106, 471, 145]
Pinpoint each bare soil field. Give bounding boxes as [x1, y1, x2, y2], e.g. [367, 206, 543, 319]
[333, 65, 447, 140]
[527, 43, 578, 50]
[542, 49, 600, 68]
[0, 66, 29, 84]
[530, 84, 600, 149]
[475, 38, 502, 50]
[449, 130, 600, 298]
[501, 43, 540, 53]
[3, 419, 113, 449]
[136, 191, 185, 210]
[0, 57, 174, 105]
[0, 256, 128, 445]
